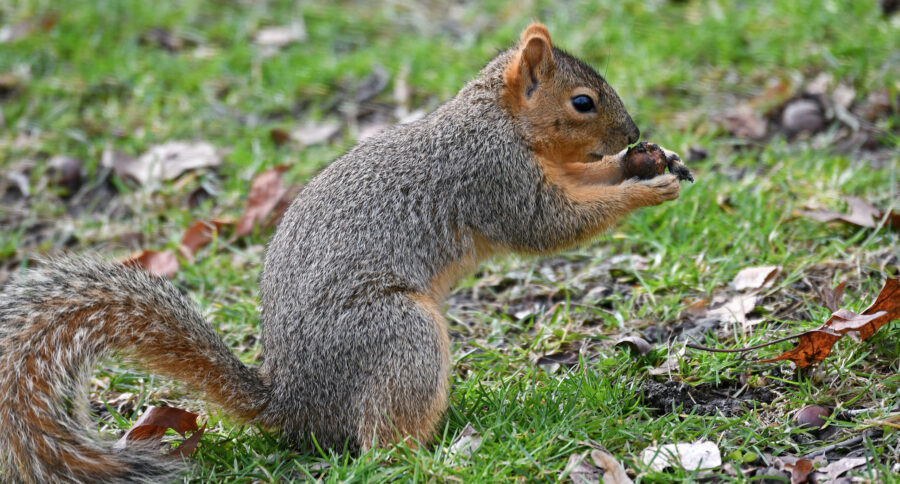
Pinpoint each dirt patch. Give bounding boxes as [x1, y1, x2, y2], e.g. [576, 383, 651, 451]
[641, 379, 775, 417]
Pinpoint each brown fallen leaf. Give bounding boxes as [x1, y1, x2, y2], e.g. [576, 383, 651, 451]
[116, 406, 205, 457]
[563, 453, 600, 483]
[590, 449, 634, 484]
[615, 336, 652, 356]
[759, 329, 842, 368]
[0, 13, 57, 44]
[732, 265, 781, 291]
[812, 457, 867, 483]
[536, 351, 580, 374]
[178, 219, 233, 259]
[169, 425, 206, 458]
[291, 121, 341, 146]
[848, 277, 900, 339]
[682, 299, 708, 319]
[236, 166, 289, 236]
[783, 457, 814, 484]
[123, 406, 199, 441]
[718, 105, 767, 140]
[820, 282, 847, 312]
[264, 184, 302, 230]
[448, 423, 482, 460]
[798, 196, 898, 230]
[706, 293, 758, 327]
[761, 278, 898, 367]
[103, 142, 221, 186]
[122, 250, 179, 278]
[269, 128, 291, 146]
[690, 278, 899, 369]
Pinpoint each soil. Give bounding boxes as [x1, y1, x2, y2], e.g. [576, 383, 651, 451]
[640, 379, 775, 417]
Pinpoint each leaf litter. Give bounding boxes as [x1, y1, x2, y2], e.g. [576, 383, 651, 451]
[687, 277, 899, 368]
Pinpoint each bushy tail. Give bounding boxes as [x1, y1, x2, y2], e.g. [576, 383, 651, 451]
[0, 258, 270, 483]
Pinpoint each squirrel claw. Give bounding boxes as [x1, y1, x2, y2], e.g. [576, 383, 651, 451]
[662, 150, 694, 183]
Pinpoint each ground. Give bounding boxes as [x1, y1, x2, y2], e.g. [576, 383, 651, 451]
[1, 0, 898, 482]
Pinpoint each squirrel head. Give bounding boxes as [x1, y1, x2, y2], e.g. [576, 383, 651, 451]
[502, 23, 640, 163]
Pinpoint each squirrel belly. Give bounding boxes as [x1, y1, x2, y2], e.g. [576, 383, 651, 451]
[0, 22, 683, 482]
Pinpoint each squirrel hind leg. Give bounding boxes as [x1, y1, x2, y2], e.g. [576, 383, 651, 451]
[355, 293, 450, 450]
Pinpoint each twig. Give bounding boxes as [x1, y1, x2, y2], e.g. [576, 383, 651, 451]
[686, 332, 804, 353]
[802, 429, 879, 458]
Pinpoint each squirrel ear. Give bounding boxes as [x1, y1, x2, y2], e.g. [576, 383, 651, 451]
[505, 22, 555, 101]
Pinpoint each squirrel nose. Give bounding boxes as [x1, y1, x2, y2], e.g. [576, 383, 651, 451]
[627, 126, 640, 145]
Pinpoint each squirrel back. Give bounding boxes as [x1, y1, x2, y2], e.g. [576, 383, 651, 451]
[0, 23, 682, 482]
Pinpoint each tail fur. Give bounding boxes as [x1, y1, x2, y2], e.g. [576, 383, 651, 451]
[0, 258, 270, 483]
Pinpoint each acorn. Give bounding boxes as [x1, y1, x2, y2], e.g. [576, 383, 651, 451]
[794, 405, 830, 430]
[623, 142, 695, 182]
[623, 142, 667, 179]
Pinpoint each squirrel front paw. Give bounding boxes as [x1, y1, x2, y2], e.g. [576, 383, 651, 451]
[660, 148, 694, 182]
[632, 173, 680, 206]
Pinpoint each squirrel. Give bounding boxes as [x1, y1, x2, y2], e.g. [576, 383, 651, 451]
[0, 23, 687, 483]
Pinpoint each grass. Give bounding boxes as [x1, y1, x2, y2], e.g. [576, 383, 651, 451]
[2, 0, 899, 482]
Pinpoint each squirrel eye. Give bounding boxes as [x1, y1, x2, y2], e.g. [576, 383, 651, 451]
[571, 95, 595, 113]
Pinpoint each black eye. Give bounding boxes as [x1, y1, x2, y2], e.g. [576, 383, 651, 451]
[571, 95, 595, 113]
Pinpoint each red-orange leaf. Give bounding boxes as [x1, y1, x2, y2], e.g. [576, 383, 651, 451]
[122, 250, 179, 278]
[760, 278, 899, 368]
[169, 425, 206, 458]
[852, 277, 900, 339]
[118, 406, 199, 447]
[236, 165, 288, 236]
[759, 329, 842, 368]
[178, 219, 233, 258]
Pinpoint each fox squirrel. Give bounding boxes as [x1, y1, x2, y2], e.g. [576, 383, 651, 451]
[0, 23, 688, 483]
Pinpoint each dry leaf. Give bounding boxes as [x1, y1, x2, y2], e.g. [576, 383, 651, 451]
[253, 21, 307, 48]
[783, 457, 814, 484]
[706, 294, 758, 326]
[812, 457, 867, 483]
[116, 406, 205, 458]
[104, 142, 220, 185]
[799, 196, 896, 230]
[732, 265, 781, 291]
[719, 105, 767, 140]
[448, 423, 482, 460]
[682, 299, 709, 319]
[841, 277, 899, 339]
[563, 453, 600, 483]
[828, 308, 887, 334]
[648, 355, 680, 376]
[169, 425, 205, 458]
[269, 128, 291, 146]
[178, 219, 232, 258]
[591, 449, 634, 484]
[759, 328, 842, 368]
[640, 441, 722, 472]
[117, 406, 199, 446]
[236, 166, 289, 236]
[761, 278, 898, 368]
[615, 336, 651, 356]
[122, 250, 179, 278]
[820, 282, 847, 312]
[0, 13, 57, 43]
[291, 121, 341, 146]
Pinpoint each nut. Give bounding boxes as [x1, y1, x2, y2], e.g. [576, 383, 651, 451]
[623, 142, 667, 179]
